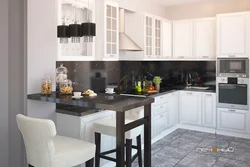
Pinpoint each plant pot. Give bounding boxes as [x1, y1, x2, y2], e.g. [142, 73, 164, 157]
[155, 84, 160, 91]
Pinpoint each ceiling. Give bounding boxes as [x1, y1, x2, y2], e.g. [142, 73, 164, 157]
[153, 0, 219, 7]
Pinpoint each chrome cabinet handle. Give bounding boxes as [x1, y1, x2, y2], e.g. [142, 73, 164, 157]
[203, 56, 209, 58]
[228, 55, 235, 58]
[186, 92, 193, 95]
[229, 109, 236, 112]
[205, 94, 212, 96]
[178, 56, 184, 58]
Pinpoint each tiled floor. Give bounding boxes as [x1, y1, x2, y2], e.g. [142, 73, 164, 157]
[132, 129, 250, 167]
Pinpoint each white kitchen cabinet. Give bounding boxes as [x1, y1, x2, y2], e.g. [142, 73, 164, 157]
[202, 93, 216, 128]
[217, 108, 249, 134]
[96, 0, 119, 60]
[179, 91, 202, 126]
[123, 13, 172, 60]
[167, 92, 179, 127]
[194, 18, 216, 59]
[162, 19, 172, 59]
[154, 112, 168, 136]
[217, 12, 250, 58]
[57, 0, 96, 61]
[173, 20, 193, 59]
[145, 15, 154, 58]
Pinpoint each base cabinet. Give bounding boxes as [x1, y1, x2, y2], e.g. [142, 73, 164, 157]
[152, 92, 179, 137]
[202, 93, 216, 128]
[179, 91, 202, 126]
[217, 108, 249, 134]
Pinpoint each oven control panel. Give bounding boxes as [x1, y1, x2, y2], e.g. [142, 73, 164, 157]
[217, 77, 228, 83]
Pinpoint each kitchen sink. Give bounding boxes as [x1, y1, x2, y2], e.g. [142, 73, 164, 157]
[185, 86, 210, 90]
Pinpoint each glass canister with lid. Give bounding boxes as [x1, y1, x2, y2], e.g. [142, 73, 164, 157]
[59, 79, 73, 94]
[56, 64, 68, 86]
[41, 74, 52, 95]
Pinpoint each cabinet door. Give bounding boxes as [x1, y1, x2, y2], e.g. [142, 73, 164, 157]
[105, 2, 119, 59]
[154, 112, 168, 137]
[173, 20, 193, 59]
[179, 91, 202, 125]
[162, 19, 172, 59]
[168, 92, 179, 127]
[145, 15, 154, 58]
[202, 93, 216, 128]
[194, 18, 216, 59]
[154, 18, 162, 58]
[217, 12, 249, 58]
[217, 108, 248, 133]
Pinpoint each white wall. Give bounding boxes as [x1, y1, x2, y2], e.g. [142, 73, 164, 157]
[27, 0, 57, 121]
[116, 0, 167, 17]
[0, 0, 9, 166]
[165, 0, 250, 20]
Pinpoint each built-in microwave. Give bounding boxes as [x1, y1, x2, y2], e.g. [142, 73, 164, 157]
[217, 77, 249, 110]
[217, 58, 249, 78]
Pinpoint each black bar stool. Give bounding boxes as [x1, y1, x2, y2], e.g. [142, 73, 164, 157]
[93, 118, 143, 167]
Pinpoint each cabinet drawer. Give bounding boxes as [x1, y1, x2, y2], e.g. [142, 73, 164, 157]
[154, 103, 168, 116]
[154, 112, 168, 136]
[154, 95, 168, 106]
[218, 108, 248, 133]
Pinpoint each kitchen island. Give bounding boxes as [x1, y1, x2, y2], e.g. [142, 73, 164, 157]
[28, 92, 154, 167]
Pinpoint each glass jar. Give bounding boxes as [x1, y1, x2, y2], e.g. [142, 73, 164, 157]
[41, 74, 52, 95]
[59, 79, 73, 95]
[56, 64, 68, 86]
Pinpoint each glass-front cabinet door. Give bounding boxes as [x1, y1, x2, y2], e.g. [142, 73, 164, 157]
[155, 18, 162, 58]
[105, 3, 119, 59]
[145, 16, 153, 58]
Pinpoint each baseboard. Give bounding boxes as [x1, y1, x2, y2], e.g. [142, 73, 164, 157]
[178, 124, 250, 139]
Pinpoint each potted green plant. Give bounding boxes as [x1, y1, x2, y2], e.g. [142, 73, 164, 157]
[153, 76, 162, 91]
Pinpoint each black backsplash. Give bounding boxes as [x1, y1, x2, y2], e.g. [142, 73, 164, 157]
[56, 61, 216, 93]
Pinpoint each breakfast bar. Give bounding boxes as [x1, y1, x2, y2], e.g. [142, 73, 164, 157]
[27, 92, 154, 167]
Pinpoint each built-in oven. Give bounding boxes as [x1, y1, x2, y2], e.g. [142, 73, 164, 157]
[217, 77, 249, 110]
[217, 58, 249, 78]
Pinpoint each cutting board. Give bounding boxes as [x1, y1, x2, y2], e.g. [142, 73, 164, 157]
[147, 90, 159, 94]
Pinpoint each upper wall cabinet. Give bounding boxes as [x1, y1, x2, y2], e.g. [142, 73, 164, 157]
[57, 0, 96, 61]
[144, 15, 172, 59]
[123, 13, 172, 60]
[173, 20, 193, 59]
[95, 0, 119, 60]
[217, 12, 250, 58]
[194, 18, 216, 60]
[173, 18, 216, 60]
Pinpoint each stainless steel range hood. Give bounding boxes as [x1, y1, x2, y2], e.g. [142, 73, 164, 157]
[119, 9, 143, 51]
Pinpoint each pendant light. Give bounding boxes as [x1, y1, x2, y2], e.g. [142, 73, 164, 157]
[69, 0, 82, 43]
[81, 0, 96, 42]
[57, 14, 69, 43]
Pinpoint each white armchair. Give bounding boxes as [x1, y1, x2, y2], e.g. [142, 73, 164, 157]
[16, 114, 96, 167]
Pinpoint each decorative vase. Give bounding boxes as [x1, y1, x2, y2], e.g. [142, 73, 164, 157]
[155, 84, 160, 91]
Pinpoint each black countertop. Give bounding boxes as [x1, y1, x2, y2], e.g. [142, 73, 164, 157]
[27, 92, 154, 113]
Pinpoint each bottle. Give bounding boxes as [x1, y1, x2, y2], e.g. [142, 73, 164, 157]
[142, 76, 146, 89]
[136, 76, 142, 92]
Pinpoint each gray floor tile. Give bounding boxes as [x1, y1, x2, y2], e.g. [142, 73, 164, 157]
[151, 153, 180, 167]
[156, 145, 190, 160]
[185, 130, 210, 138]
[207, 134, 235, 141]
[233, 137, 250, 144]
[178, 133, 205, 143]
[213, 157, 250, 167]
[198, 138, 231, 149]
[221, 147, 250, 164]
[169, 137, 200, 151]
[175, 151, 217, 167]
